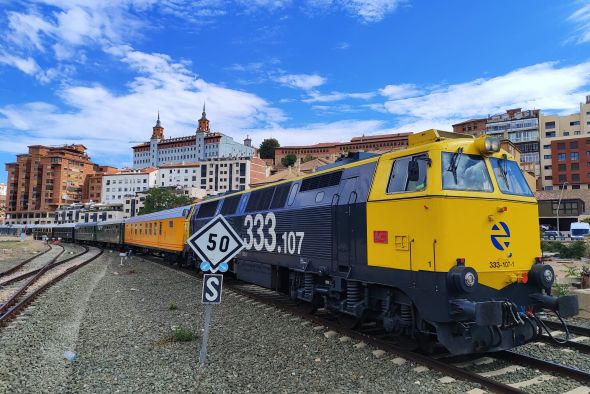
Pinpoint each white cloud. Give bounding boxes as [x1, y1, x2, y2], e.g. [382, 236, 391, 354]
[244, 119, 388, 146]
[569, 2, 590, 44]
[303, 90, 375, 103]
[340, 0, 401, 23]
[381, 62, 590, 119]
[379, 83, 421, 99]
[0, 46, 285, 165]
[274, 73, 327, 90]
[306, 0, 402, 23]
[0, 53, 40, 75]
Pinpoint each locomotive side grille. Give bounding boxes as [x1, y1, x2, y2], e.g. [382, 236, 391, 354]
[220, 195, 241, 215]
[246, 187, 275, 212]
[195, 200, 219, 218]
[270, 183, 290, 209]
[300, 171, 342, 192]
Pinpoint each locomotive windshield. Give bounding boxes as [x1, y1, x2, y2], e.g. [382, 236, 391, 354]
[490, 157, 533, 196]
[442, 152, 493, 192]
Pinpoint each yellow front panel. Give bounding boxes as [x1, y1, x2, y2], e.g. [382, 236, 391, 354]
[366, 142, 540, 290]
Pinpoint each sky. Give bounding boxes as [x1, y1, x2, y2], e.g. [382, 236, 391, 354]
[0, 0, 590, 182]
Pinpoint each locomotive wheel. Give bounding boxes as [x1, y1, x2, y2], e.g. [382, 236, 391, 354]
[338, 313, 361, 329]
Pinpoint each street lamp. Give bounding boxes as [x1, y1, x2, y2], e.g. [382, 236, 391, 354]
[556, 182, 568, 236]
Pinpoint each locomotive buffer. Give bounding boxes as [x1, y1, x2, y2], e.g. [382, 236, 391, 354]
[187, 214, 245, 366]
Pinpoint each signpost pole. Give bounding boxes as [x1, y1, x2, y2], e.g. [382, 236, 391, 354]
[187, 214, 245, 367]
[199, 304, 214, 366]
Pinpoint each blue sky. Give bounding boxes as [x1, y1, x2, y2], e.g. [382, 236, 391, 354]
[1, 0, 590, 182]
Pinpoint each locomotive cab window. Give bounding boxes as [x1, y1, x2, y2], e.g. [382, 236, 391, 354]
[442, 151, 493, 192]
[387, 154, 428, 193]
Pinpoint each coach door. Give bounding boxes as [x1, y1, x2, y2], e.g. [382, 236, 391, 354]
[333, 177, 358, 274]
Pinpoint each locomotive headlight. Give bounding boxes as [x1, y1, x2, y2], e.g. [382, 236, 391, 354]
[464, 271, 476, 287]
[475, 136, 501, 154]
[529, 264, 555, 290]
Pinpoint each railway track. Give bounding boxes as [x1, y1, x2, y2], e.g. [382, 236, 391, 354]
[146, 256, 590, 393]
[0, 245, 103, 326]
[0, 243, 54, 278]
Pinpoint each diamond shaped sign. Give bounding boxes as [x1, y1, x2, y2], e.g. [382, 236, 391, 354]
[187, 214, 244, 273]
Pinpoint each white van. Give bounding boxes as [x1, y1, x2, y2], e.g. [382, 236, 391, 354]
[570, 222, 590, 239]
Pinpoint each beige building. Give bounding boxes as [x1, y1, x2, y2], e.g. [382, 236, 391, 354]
[539, 95, 590, 190]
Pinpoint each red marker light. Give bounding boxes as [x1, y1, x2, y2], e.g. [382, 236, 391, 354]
[456, 258, 466, 265]
[373, 231, 388, 244]
[521, 272, 528, 284]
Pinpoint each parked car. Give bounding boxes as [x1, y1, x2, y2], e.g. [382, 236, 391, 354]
[544, 230, 561, 239]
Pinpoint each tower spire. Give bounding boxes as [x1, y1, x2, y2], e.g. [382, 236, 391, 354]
[197, 101, 210, 132]
[152, 110, 164, 139]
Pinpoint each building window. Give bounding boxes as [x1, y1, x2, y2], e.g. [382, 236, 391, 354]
[544, 155, 552, 159]
[546, 132, 556, 138]
[571, 152, 579, 161]
[572, 163, 580, 170]
[572, 184, 581, 189]
[570, 141, 579, 149]
[564, 132, 570, 136]
[559, 174, 567, 182]
[570, 121, 580, 126]
[543, 144, 550, 149]
[572, 174, 580, 182]
[545, 121, 556, 129]
[557, 153, 566, 161]
[558, 164, 566, 171]
[557, 142, 566, 150]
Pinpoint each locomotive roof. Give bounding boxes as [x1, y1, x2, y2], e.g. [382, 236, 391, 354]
[75, 222, 98, 228]
[96, 219, 126, 226]
[125, 205, 192, 223]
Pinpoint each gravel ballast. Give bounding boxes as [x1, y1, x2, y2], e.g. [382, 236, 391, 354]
[1, 250, 588, 393]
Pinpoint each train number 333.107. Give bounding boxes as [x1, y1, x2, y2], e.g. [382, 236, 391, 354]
[242, 212, 304, 255]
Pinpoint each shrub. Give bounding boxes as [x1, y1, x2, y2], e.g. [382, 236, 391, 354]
[564, 265, 580, 278]
[541, 241, 586, 259]
[168, 302, 177, 310]
[552, 283, 570, 296]
[171, 326, 197, 342]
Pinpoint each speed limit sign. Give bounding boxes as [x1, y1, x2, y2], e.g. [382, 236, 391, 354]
[187, 214, 245, 273]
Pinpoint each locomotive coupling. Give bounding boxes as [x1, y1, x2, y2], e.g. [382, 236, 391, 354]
[449, 299, 503, 326]
[529, 293, 579, 319]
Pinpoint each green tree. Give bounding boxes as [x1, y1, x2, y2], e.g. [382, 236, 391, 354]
[138, 188, 192, 215]
[281, 154, 297, 167]
[259, 138, 280, 159]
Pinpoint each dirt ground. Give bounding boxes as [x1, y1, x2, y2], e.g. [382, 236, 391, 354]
[0, 236, 47, 265]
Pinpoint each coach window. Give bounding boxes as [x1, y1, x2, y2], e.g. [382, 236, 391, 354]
[154, 222, 158, 235]
[315, 191, 324, 203]
[159, 221, 163, 235]
[387, 154, 429, 193]
[169, 221, 174, 228]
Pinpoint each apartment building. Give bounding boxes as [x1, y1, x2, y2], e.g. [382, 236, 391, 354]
[539, 95, 590, 190]
[5, 144, 106, 225]
[485, 109, 540, 178]
[452, 118, 487, 136]
[54, 202, 125, 224]
[101, 168, 158, 205]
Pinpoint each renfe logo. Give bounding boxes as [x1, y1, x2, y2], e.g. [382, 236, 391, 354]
[491, 221, 511, 251]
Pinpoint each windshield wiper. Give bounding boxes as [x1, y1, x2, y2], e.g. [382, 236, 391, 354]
[447, 147, 463, 184]
[498, 155, 510, 189]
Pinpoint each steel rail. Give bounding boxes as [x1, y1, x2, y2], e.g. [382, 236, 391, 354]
[0, 244, 52, 277]
[0, 247, 103, 325]
[495, 350, 590, 384]
[0, 245, 88, 287]
[541, 319, 590, 338]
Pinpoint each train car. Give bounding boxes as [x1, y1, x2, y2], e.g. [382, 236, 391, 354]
[96, 220, 125, 247]
[124, 206, 192, 256]
[31, 224, 53, 240]
[0, 225, 25, 237]
[53, 223, 76, 242]
[74, 222, 97, 243]
[186, 129, 578, 355]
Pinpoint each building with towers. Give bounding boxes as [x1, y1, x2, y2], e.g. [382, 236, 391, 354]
[132, 104, 255, 169]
